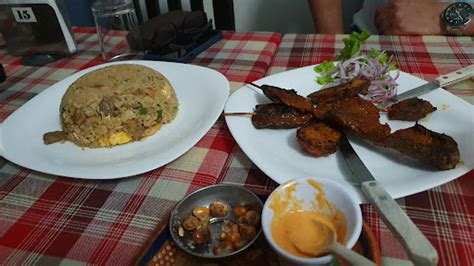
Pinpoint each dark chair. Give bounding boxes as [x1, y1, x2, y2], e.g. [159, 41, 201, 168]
[133, 0, 235, 30]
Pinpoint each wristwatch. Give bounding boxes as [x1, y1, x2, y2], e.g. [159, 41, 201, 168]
[442, 2, 473, 35]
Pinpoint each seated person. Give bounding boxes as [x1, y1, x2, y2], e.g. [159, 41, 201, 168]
[308, 0, 474, 36]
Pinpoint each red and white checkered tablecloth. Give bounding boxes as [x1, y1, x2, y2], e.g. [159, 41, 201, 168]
[267, 33, 474, 266]
[0, 28, 281, 265]
[1, 27, 473, 266]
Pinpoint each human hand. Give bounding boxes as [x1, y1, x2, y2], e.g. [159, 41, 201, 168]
[374, 0, 449, 35]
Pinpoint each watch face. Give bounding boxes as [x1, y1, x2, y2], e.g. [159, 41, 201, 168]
[444, 2, 472, 26]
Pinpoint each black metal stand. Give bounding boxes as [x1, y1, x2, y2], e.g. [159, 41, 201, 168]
[20, 54, 66, 66]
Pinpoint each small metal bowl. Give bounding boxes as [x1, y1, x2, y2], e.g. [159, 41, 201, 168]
[169, 184, 263, 259]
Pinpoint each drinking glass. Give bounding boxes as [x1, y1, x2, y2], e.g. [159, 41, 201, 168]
[91, 0, 139, 61]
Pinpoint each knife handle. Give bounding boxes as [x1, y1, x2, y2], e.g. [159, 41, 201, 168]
[434, 64, 474, 87]
[361, 180, 438, 266]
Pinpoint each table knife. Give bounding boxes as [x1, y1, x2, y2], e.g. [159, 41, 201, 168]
[338, 132, 438, 266]
[378, 64, 474, 109]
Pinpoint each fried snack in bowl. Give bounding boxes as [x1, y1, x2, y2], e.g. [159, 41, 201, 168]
[169, 184, 263, 259]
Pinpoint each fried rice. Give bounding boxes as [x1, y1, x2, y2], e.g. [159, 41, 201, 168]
[44, 64, 179, 148]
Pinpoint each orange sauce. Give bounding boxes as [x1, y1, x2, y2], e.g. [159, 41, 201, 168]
[270, 179, 347, 258]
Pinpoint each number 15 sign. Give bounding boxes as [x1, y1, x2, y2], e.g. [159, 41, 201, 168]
[12, 7, 38, 23]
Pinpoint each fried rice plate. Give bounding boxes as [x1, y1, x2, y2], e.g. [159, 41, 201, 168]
[44, 64, 179, 148]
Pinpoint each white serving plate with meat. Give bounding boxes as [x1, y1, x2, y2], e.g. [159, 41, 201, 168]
[225, 65, 474, 203]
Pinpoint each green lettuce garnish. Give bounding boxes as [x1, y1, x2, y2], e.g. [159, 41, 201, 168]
[368, 48, 398, 70]
[335, 30, 371, 61]
[316, 75, 335, 85]
[314, 61, 336, 85]
[314, 30, 371, 86]
[314, 61, 336, 73]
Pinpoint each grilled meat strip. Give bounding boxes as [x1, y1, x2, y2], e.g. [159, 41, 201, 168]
[252, 103, 313, 129]
[297, 122, 341, 157]
[382, 124, 459, 170]
[43, 131, 67, 144]
[387, 98, 437, 121]
[307, 78, 370, 104]
[259, 84, 314, 113]
[255, 79, 459, 170]
[313, 97, 391, 142]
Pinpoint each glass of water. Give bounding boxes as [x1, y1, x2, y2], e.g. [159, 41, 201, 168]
[91, 0, 139, 61]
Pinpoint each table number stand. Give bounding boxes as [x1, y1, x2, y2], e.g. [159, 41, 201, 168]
[0, 0, 77, 66]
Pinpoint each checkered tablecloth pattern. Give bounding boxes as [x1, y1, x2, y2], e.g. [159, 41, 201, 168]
[0, 28, 280, 265]
[268, 33, 474, 266]
[1, 28, 473, 266]
[190, 31, 281, 94]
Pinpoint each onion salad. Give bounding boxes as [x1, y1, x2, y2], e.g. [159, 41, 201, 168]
[314, 31, 399, 104]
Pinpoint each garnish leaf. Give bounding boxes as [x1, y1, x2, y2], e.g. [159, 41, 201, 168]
[316, 75, 334, 85]
[368, 48, 398, 70]
[314, 61, 336, 73]
[335, 30, 371, 61]
[138, 107, 148, 115]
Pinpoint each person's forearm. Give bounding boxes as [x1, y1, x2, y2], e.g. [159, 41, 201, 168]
[375, 1, 473, 36]
[308, 0, 344, 34]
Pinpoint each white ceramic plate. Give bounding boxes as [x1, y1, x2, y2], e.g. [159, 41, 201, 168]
[0, 60, 229, 179]
[225, 65, 474, 203]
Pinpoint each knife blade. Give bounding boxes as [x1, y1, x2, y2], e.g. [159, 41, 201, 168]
[377, 64, 474, 109]
[338, 132, 438, 266]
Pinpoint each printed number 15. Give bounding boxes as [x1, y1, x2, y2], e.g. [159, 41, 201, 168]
[12, 7, 37, 23]
[17, 10, 31, 20]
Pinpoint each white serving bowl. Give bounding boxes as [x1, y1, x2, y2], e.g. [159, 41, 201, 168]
[261, 177, 362, 265]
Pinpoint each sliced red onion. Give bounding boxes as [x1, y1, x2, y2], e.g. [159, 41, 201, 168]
[326, 52, 399, 104]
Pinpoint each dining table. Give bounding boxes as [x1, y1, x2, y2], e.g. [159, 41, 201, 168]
[0, 27, 472, 266]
